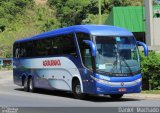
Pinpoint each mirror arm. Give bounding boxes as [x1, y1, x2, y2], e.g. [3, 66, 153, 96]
[83, 40, 97, 56]
[137, 41, 148, 56]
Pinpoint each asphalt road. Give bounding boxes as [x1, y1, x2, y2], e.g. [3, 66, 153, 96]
[0, 71, 160, 108]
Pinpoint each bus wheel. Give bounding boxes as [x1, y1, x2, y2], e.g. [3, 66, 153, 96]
[24, 78, 29, 92]
[28, 77, 35, 92]
[72, 80, 85, 99]
[110, 94, 123, 99]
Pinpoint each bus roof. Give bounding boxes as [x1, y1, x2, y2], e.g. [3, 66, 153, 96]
[15, 25, 133, 43]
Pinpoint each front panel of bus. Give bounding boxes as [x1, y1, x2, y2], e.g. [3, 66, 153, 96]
[79, 35, 142, 95]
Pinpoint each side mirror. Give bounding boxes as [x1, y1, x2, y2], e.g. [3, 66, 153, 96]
[137, 41, 148, 56]
[83, 40, 97, 57]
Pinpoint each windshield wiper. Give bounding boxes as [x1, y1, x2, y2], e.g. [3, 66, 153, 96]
[110, 60, 120, 73]
[120, 56, 133, 75]
[96, 69, 112, 75]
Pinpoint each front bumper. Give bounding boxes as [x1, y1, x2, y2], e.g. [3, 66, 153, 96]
[92, 74, 142, 95]
[95, 82, 141, 94]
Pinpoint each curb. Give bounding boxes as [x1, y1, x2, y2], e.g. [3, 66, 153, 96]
[124, 93, 160, 99]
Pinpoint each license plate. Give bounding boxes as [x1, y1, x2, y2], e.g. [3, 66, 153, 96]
[118, 88, 126, 92]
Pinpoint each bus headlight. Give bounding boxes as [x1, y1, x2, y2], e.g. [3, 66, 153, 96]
[98, 79, 109, 85]
[91, 75, 142, 86]
[90, 75, 109, 85]
[134, 78, 142, 83]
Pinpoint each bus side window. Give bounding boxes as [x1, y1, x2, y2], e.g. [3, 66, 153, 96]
[60, 34, 77, 57]
[36, 40, 46, 56]
[83, 47, 92, 69]
[15, 43, 22, 58]
[13, 43, 20, 58]
[13, 43, 16, 58]
[76, 32, 93, 70]
[50, 36, 61, 55]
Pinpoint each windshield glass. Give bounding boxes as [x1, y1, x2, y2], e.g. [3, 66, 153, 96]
[95, 36, 140, 76]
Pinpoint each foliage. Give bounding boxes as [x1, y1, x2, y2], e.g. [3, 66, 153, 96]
[106, 0, 143, 11]
[0, 1, 59, 58]
[48, 0, 110, 26]
[140, 51, 160, 90]
[35, 6, 60, 31]
[0, 0, 34, 28]
[48, 0, 91, 26]
[47, 0, 144, 27]
[82, 13, 108, 24]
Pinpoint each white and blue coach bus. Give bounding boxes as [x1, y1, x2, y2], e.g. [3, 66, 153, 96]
[13, 25, 148, 99]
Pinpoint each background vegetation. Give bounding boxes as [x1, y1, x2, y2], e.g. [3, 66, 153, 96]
[0, 0, 159, 90]
[141, 51, 160, 90]
[0, 0, 145, 58]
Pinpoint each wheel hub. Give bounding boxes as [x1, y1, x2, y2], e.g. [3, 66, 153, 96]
[29, 80, 33, 90]
[75, 85, 81, 94]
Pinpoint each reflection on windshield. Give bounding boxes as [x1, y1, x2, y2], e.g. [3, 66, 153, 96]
[95, 36, 140, 75]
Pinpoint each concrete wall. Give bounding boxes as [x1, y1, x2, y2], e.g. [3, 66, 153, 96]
[153, 18, 160, 46]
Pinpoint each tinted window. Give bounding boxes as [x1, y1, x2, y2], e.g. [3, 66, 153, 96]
[25, 42, 33, 57]
[76, 33, 92, 69]
[13, 43, 20, 58]
[14, 33, 77, 58]
[36, 39, 49, 56]
[50, 37, 61, 55]
[60, 34, 77, 57]
[13, 42, 27, 58]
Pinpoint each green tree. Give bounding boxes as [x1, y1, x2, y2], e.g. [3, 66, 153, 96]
[106, 0, 143, 11]
[48, 0, 103, 26]
[141, 51, 160, 90]
[0, 0, 59, 58]
[0, 0, 34, 27]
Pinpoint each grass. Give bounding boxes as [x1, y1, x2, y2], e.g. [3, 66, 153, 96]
[0, 66, 12, 70]
[142, 90, 160, 94]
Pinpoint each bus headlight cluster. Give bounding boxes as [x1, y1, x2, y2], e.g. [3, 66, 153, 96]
[91, 75, 142, 86]
[134, 78, 142, 83]
[90, 75, 109, 85]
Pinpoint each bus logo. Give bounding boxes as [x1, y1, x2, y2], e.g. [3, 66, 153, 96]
[121, 82, 124, 86]
[43, 59, 61, 66]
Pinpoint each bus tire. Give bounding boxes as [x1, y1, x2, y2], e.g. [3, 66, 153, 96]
[24, 78, 29, 92]
[28, 77, 36, 92]
[72, 80, 85, 99]
[110, 94, 123, 99]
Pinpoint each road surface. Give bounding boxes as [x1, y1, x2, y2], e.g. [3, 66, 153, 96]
[0, 71, 160, 108]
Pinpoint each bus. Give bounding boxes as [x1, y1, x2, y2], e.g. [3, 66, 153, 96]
[13, 25, 148, 99]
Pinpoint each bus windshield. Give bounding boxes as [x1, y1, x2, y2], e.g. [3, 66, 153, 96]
[94, 36, 140, 76]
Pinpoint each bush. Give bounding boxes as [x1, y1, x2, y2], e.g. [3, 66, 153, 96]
[140, 51, 160, 90]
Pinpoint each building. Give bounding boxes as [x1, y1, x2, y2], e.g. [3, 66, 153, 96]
[106, 5, 160, 48]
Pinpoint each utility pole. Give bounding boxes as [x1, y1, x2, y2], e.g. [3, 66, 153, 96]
[144, 0, 154, 46]
[144, 0, 154, 90]
[99, 0, 102, 24]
